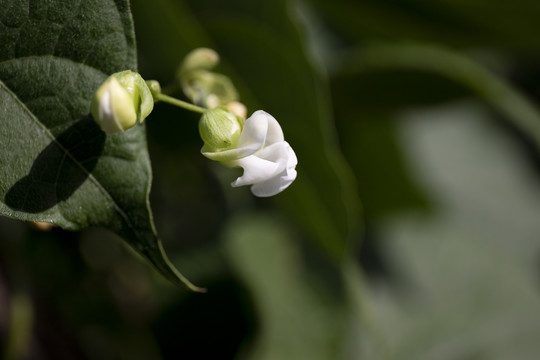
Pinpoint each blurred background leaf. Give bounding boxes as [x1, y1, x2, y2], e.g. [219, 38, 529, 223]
[364, 102, 540, 359]
[224, 213, 348, 360]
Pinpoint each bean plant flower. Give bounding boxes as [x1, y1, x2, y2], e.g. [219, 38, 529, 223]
[199, 109, 297, 197]
[91, 70, 154, 133]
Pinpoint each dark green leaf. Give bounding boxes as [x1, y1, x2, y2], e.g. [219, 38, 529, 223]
[0, 0, 201, 291]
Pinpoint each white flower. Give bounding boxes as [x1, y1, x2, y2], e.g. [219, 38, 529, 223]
[201, 110, 297, 197]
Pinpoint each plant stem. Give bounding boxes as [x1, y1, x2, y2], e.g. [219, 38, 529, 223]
[4, 292, 33, 360]
[342, 259, 390, 360]
[155, 93, 206, 114]
[341, 44, 540, 151]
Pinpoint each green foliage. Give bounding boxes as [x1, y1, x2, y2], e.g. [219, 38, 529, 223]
[3, 0, 540, 359]
[365, 103, 540, 359]
[0, 0, 199, 290]
[225, 214, 349, 360]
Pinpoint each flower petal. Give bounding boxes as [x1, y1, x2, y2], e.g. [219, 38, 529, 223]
[252, 141, 290, 164]
[250, 142, 297, 196]
[231, 155, 281, 187]
[231, 142, 297, 197]
[250, 169, 295, 197]
[236, 110, 269, 150]
[284, 142, 298, 177]
[260, 111, 285, 145]
[244, 110, 284, 146]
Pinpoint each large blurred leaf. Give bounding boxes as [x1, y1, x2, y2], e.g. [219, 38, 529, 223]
[224, 213, 349, 360]
[332, 107, 430, 219]
[366, 102, 540, 359]
[329, 43, 540, 219]
[0, 0, 199, 290]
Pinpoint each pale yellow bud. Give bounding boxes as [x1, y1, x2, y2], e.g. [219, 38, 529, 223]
[226, 101, 247, 120]
[178, 48, 239, 109]
[90, 71, 154, 133]
[180, 48, 220, 74]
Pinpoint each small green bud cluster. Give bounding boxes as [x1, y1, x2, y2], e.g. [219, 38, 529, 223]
[178, 48, 239, 109]
[145, 80, 162, 101]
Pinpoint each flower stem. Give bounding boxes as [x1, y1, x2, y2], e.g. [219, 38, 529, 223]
[341, 44, 540, 151]
[155, 93, 206, 114]
[4, 292, 33, 360]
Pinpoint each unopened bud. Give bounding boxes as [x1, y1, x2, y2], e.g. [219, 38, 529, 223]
[226, 101, 247, 120]
[178, 48, 239, 109]
[180, 48, 220, 74]
[146, 80, 162, 101]
[199, 108, 243, 152]
[182, 70, 238, 108]
[31, 221, 54, 231]
[91, 71, 154, 133]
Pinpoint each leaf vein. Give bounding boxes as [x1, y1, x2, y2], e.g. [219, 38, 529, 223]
[0, 55, 107, 78]
[0, 80, 134, 232]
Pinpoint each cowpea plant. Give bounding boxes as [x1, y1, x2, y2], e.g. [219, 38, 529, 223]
[0, 0, 202, 291]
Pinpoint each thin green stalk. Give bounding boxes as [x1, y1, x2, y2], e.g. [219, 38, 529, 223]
[155, 93, 206, 114]
[4, 292, 33, 360]
[340, 44, 540, 151]
[342, 259, 390, 360]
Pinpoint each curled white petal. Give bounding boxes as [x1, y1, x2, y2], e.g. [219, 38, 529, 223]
[231, 142, 288, 187]
[236, 111, 269, 149]
[240, 110, 284, 146]
[236, 142, 297, 197]
[231, 156, 281, 187]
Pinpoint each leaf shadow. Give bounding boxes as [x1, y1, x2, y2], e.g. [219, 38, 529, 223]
[5, 116, 106, 213]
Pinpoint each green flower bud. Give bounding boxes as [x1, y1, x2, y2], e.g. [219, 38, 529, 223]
[179, 48, 220, 74]
[90, 71, 154, 133]
[145, 80, 162, 101]
[199, 108, 243, 152]
[177, 48, 238, 109]
[182, 71, 238, 108]
[226, 101, 247, 120]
